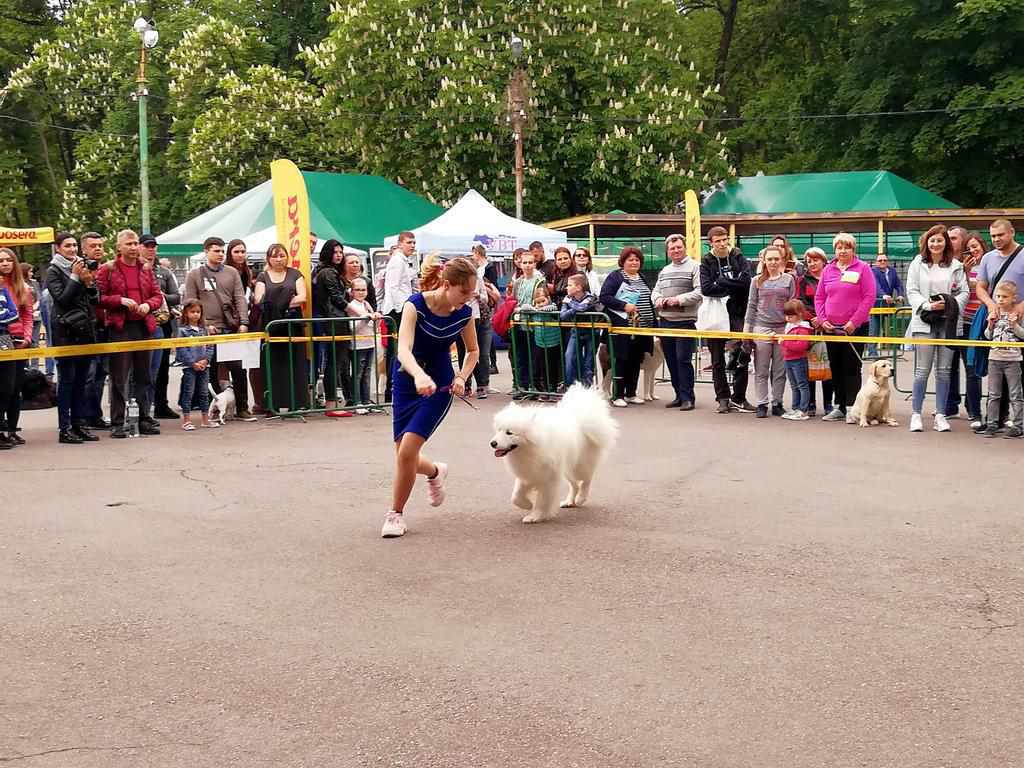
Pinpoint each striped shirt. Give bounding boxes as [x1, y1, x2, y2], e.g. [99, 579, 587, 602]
[621, 273, 655, 328]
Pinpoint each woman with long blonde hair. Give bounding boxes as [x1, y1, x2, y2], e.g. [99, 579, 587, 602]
[0, 247, 36, 446]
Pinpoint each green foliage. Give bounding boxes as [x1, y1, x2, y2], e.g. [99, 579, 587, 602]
[305, 0, 732, 218]
[2, 0, 1022, 236]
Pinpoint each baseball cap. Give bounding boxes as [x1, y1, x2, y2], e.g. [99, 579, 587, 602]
[140, 234, 158, 246]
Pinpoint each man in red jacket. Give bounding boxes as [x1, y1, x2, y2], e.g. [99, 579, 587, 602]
[96, 229, 163, 438]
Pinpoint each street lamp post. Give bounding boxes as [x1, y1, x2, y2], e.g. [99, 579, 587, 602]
[507, 34, 528, 220]
[133, 17, 158, 233]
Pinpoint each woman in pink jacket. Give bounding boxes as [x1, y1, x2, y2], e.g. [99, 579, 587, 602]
[814, 232, 877, 421]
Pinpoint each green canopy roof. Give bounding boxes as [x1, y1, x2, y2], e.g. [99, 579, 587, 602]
[701, 171, 958, 215]
[158, 172, 444, 256]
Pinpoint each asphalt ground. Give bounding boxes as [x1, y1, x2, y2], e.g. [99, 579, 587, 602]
[2, 356, 1022, 767]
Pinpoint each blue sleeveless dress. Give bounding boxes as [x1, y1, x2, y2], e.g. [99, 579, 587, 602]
[392, 292, 472, 442]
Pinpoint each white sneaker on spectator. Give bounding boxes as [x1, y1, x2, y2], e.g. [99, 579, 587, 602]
[626, 396, 645, 405]
[797, 412, 811, 421]
[426, 462, 448, 507]
[822, 408, 845, 421]
[612, 398, 628, 408]
[781, 411, 801, 420]
[933, 413, 951, 432]
[909, 413, 923, 432]
[970, 419, 983, 430]
[381, 511, 407, 538]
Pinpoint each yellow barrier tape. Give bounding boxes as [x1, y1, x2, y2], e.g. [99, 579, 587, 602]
[0, 332, 265, 362]
[511, 318, 1024, 348]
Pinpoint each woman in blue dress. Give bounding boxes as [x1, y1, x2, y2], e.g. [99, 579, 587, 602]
[383, 257, 479, 538]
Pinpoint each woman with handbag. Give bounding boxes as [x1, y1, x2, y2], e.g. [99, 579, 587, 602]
[254, 243, 308, 413]
[44, 234, 101, 445]
[905, 224, 969, 433]
[0, 248, 34, 447]
[600, 246, 656, 407]
[813, 233, 876, 422]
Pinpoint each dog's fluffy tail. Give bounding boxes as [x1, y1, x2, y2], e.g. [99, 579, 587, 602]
[557, 384, 619, 448]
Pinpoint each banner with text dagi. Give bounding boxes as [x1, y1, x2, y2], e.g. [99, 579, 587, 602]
[270, 160, 311, 320]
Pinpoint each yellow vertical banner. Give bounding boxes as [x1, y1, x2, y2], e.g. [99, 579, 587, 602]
[270, 159, 311, 320]
[684, 189, 701, 259]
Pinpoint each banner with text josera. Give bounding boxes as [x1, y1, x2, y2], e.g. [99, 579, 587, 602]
[0, 226, 55, 247]
[270, 159, 311, 320]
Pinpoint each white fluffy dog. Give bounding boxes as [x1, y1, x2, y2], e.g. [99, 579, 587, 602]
[846, 360, 899, 427]
[490, 384, 619, 524]
[208, 381, 236, 425]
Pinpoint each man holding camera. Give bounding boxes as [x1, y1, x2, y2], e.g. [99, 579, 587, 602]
[80, 232, 110, 429]
[45, 231, 101, 444]
[183, 236, 254, 420]
[96, 229, 163, 438]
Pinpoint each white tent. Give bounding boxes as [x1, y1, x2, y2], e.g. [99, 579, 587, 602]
[383, 189, 567, 256]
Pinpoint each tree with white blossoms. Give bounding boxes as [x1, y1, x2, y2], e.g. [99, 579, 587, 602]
[305, 0, 734, 219]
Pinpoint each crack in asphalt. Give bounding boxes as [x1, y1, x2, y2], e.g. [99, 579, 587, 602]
[965, 583, 1018, 637]
[0, 741, 208, 763]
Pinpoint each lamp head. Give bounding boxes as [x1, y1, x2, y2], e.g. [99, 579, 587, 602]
[143, 29, 159, 48]
[133, 17, 151, 33]
[509, 34, 524, 60]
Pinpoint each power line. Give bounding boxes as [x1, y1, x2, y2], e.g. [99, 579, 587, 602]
[2, 99, 1020, 141]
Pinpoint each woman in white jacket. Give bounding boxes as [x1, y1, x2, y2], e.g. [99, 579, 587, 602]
[905, 224, 969, 433]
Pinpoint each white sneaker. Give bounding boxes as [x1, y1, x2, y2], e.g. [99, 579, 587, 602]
[797, 412, 811, 421]
[970, 419, 983, 430]
[426, 462, 448, 507]
[626, 396, 645, 405]
[612, 398, 628, 408]
[934, 413, 951, 432]
[909, 413, 923, 432]
[381, 511, 407, 538]
[822, 408, 845, 422]
[781, 411, 801, 420]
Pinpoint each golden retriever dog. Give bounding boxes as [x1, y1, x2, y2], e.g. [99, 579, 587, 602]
[846, 359, 899, 427]
[598, 337, 665, 401]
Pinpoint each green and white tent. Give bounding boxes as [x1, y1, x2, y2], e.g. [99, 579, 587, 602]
[158, 172, 444, 257]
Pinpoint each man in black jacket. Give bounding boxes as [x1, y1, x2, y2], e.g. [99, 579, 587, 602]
[699, 227, 755, 413]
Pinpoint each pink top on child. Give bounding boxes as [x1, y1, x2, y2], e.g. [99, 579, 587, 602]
[781, 322, 813, 361]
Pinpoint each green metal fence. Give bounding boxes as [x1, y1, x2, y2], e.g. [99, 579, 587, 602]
[509, 311, 612, 400]
[262, 315, 395, 417]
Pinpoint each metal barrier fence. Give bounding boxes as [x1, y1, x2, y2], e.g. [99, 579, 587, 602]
[505, 306, 969, 404]
[262, 315, 396, 417]
[508, 311, 612, 399]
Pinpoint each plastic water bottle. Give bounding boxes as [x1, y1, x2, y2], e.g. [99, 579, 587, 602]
[126, 398, 140, 438]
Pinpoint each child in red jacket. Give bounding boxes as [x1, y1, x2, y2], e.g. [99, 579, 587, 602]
[779, 299, 813, 420]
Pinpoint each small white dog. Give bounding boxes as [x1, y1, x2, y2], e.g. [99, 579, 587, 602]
[598, 337, 665, 400]
[208, 381, 236, 425]
[846, 360, 899, 427]
[491, 384, 619, 524]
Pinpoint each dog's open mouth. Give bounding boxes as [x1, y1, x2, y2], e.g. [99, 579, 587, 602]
[493, 445, 517, 458]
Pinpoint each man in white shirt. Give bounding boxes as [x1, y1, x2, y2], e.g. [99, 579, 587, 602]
[381, 231, 417, 401]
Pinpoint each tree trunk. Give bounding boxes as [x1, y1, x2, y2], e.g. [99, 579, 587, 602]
[29, 106, 61, 195]
[713, 0, 739, 95]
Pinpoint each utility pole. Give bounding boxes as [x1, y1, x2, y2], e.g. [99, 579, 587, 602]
[507, 35, 528, 220]
[133, 18, 159, 233]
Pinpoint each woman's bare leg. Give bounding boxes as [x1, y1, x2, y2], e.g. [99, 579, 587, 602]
[392, 432, 437, 512]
